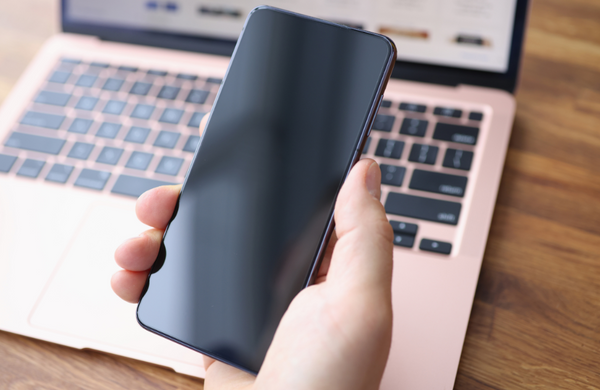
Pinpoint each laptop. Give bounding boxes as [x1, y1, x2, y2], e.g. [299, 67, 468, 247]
[0, 0, 529, 388]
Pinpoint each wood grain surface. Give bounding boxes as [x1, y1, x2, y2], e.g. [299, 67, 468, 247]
[1, 0, 599, 389]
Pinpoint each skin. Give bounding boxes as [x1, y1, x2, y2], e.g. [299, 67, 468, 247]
[112, 119, 394, 390]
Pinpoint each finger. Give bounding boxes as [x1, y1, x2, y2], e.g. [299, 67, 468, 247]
[203, 356, 216, 371]
[110, 269, 150, 303]
[114, 228, 163, 271]
[314, 231, 337, 283]
[136, 185, 181, 229]
[204, 360, 255, 390]
[327, 159, 394, 292]
[199, 113, 208, 136]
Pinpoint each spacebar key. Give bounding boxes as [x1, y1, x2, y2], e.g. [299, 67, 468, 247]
[111, 175, 176, 198]
[385, 192, 462, 225]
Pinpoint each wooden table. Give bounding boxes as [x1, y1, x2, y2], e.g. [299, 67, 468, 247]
[1, 0, 599, 388]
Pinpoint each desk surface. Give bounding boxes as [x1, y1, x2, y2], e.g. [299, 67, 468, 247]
[1, 1, 599, 388]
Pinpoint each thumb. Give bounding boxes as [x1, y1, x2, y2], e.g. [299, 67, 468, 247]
[326, 159, 394, 295]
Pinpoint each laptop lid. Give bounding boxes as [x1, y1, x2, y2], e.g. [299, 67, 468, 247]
[62, 0, 528, 93]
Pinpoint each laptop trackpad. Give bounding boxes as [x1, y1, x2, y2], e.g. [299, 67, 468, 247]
[29, 202, 205, 377]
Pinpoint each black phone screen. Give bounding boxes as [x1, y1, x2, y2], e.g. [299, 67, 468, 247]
[137, 7, 395, 374]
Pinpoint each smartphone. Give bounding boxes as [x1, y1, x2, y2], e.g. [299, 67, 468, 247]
[137, 6, 396, 375]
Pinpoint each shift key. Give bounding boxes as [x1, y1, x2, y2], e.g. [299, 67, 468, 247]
[5, 132, 65, 155]
[385, 192, 461, 225]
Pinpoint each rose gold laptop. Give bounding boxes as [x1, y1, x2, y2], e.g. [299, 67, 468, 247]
[0, 1, 529, 388]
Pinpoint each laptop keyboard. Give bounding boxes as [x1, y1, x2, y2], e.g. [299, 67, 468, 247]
[363, 99, 485, 255]
[1, 58, 487, 256]
[1, 58, 220, 197]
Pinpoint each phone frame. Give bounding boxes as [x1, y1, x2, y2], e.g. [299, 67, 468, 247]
[136, 5, 397, 375]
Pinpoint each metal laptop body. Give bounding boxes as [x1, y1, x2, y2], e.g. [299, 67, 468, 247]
[0, 1, 529, 388]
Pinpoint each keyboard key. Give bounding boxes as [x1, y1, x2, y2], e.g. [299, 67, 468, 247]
[74, 169, 110, 190]
[118, 66, 138, 72]
[0, 154, 18, 172]
[207, 77, 222, 84]
[399, 118, 428, 137]
[68, 142, 94, 160]
[188, 112, 207, 128]
[130, 81, 152, 95]
[380, 100, 392, 108]
[385, 192, 462, 225]
[408, 144, 438, 165]
[177, 73, 198, 80]
[103, 100, 127, 115]
[20, 111, 65, 130]
[75, 96, 99, 110]
[375, 139, 404, 159]
[126, 151, 153, 170]
[48, 70, 71, 84]
[443, 149, 474, 171]
[157, 86, 181, 100]
[46, 163, 74, 183]
[124, 126, 151, 143]
[434, 107, 462, 118]
[35, 91, 71, 106]
[61, 58, 81, 65]
[183, 135, 201, 152]
[154, 131, 180, 149]
[420, 239, 452, 255]
[5, 132, 65, 155]
[433, 123, 479, 145]
[399, 102, 427, 113]
[393, 233, 415, 248]
[409, 169, 468, 197]
[75, 74, 98, 87]
[159, 108, 184, 124]
[102, 78, 125, 91]
[111, 175, 174, 197]
[469, 112, 484, 121]
[130, 103, 155, 119]
[380, 164, 406, 186]
[361, 137, 372, 154]
[68, 118, 93, 134]
[147, 69, 168, 76]
[17, 159, 45, 178]
[96, 147, 124, 165]
[372, 114, 395, 132]
[156, 156, 184, 176]
[96, 122, 121, 139]
[390, 220, 418, 235]
[186, 89, 209, 104]
[56, 61, 78, 73]
[90, 62, 109, 68]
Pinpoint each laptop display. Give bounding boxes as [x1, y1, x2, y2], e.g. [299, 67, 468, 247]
[64, 0, 518, 74]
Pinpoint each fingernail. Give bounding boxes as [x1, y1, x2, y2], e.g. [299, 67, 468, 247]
[366, 161, 381, 199]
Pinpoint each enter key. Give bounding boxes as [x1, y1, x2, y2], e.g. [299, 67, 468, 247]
[409, 169, 468, 197]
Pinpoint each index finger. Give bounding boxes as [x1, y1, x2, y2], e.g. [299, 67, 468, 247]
[136, 185, 182, 229]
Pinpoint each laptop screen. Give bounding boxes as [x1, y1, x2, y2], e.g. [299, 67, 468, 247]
[65, 0, 518, 74]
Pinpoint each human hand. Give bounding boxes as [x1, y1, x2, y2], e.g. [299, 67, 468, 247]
[112, 156, 394, 390]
